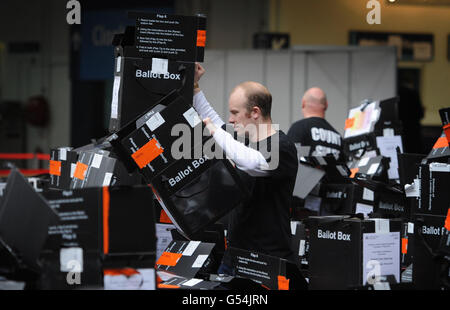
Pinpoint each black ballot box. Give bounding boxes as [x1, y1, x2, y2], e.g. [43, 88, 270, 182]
[347, 155, 391, 183]
[109, 12, 206, 132]
[69, 149, 142, 190]
[227, 247, 308, 290]
[318, 182, 376, 217]
[425, 132, 450, 163]
[38, 185, 156, 289]
[290, 221, 310, 273]
[308, 216, 402, 290]
[150, 151, 250, 239]
[156, 240, 216, 280]
[416, 162, 450, 217]
[412, 213, 449, 290]
[400, 221, 415, 271]
[110, 90, 206, 179]
[0, 169, 58, 282]
[49, 148, 78, 189]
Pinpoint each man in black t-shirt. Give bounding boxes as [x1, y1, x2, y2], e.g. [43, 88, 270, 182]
[288, 87, 343, 159]
[193, 64, 298, 273]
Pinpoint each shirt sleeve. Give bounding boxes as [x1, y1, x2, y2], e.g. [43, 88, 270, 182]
[213, 127, 270, 177]
[193, 91, 225, 128]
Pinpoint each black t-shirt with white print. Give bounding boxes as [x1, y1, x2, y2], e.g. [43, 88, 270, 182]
[287, 117, 343, 158]
[225, 128, 298, 262]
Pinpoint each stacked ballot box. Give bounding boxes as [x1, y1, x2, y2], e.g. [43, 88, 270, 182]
[307, 216, 402, 290]
[109, 12, 206, 132]
[37, 185, 156, 289]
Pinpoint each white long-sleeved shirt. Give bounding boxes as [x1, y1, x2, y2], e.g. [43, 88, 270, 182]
[193, 91, 270, 177]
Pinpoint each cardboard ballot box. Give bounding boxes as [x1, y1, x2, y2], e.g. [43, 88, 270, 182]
[110, 90, 206, 180]
[156, 240, 216, 280]
[308, 216, 402, 290]
[290, 221, 310, 272]
[413, 213, 449, 290]
[347, 155, 390, 183]
[318, 182, 376, 217]
[38, 185, 156, 289]
[150, 151, 249, 239]
[69, 149, 142, 190]
[416, 163, 450, 216]
[343, 97, 402, 159]
[109, 12, 206, 132]
[0, 169, 58, 273]
[227, 247, 308, 290]
[49, 148, 78, 190]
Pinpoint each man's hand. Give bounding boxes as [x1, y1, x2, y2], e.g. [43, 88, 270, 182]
[195, 63, 205, 84]
[203, 117, 217, 136]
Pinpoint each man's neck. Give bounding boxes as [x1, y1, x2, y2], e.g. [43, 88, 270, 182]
[303, 112, 325, 119]
[250, 121, 277, 143]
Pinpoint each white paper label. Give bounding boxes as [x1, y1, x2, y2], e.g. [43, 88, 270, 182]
[407, 222, 414, 234]
[371, 219, 390, 234]
[151, 58, 169, 74]
[182, 241, 201, 256]
[376, 135, 403, 179]
[156, 224, 175, 261]
[291, 221, 298, 235]
[116, 56, 122, 73]
[192, 255, 209, 268]
[356, 203, 374, 217]
[59, 148, 67, 161]
[146, 112, 165, 131]
[60, 248, 83, 273]
[182, 278, 203, 287]
[373, 282, 391, 290]
[358, 157, 370, 167]
[367, 163, 380, 175]
[91, 154, 103, 169]
[383, 128, 395, 137]
[111, 76, 120, 119]
[104, 268, 155, 290]
[363, 188, 374, 201]
[183, 107, 201, 128]
[362, 232, 400, 285]
[103, 172, 113, 187]
[405, 179, 420, 198]
[299, 240, 306, 256]
[429, 163, 450, 173]
[70, 163, 77, 178]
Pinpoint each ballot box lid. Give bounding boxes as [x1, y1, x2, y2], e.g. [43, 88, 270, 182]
[0, 169, 58, 270]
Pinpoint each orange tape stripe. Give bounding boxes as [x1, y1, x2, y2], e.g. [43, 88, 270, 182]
[104, 268, 139, 277]
[278, 275, 289, 290]
[132, 139, 164, 169]
[103, 186, 110, 255]
[49, 160, 62, 176]
[433, 136, 449, 149]
[156, 252, 182, 267]
[197, 30, 206, 47]
[401, 238, 408, 254]
[159, 209, 172, 224]
[73, 162, 88, 180]
[158, 283, 180, 289]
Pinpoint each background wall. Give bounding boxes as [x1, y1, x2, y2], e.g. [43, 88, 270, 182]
[269, 0, 450, 125]
[0, 0, 70, 155]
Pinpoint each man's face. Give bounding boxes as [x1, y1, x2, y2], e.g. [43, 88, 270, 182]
[228, 87, 253, 136]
